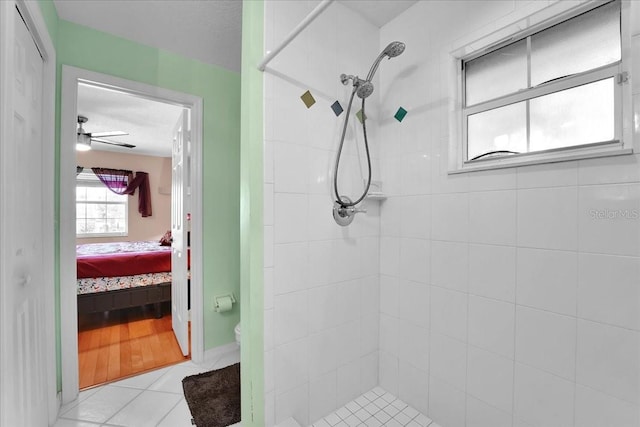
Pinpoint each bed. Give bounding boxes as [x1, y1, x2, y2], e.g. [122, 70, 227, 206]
[76, 241, 172, 318]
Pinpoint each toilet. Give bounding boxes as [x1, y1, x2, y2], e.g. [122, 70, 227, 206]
[234, 322, 241, 347]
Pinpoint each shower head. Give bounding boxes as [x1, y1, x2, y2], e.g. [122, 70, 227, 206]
[356, 81, 374, 99]
[366, 41, 406, 81]
[382, 41, 406, 58]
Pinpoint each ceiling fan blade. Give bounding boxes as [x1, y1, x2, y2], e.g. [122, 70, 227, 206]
[90, 131, 128, 138]
[91, 137, 136, 149]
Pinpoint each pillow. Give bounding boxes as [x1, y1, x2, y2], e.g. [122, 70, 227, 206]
[159, 230, 172, 246]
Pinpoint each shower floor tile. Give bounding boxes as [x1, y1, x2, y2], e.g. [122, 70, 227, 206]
[310, 388, 437, 427]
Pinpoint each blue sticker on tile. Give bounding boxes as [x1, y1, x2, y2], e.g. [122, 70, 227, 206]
[331, 101, 344, 117]
[394, 107, 407, 122]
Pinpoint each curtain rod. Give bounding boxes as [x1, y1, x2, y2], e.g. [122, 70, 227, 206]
[257, 0, 335, 72]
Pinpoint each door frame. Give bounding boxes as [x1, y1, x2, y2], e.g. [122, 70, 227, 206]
[59, 66, 204, 403]
[0, 0, 57, 423]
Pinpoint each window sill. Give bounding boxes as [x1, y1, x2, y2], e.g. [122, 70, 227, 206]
[77, 233, 128, 238]
[448, 143, 634, 174]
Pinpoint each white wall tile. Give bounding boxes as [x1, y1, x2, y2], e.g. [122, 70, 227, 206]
[576, 319, 640, 405]
[265, 183, 275, 226]
[308, 195, 340, 241]
[467, 346, 514, 414]
[379, 350, 399, 396]
[400, 195, 431, 240]
[275, 383, 309, 426]
[578, 154, 640, 186]
[578, 253, 640, 331]
[578, 184, 640, 256]
[466, 396, 513, 427]
[428, 375, 467, 427]
[274, 193, 309, 243]
[399, 238, 430, 284]
[430, 332, 467, 391]
[468, 244, 516, 303]
[399, 279, 430, 329]
[336, 359, 362, 406]
[274, 141, 309, 193]
[380, 237, 400, 277]
[431, 193, 469, 242]
[467, 169, 517, 192]
[274, 243, 309, 295]
[309, 371, 337, 423]
[399, 360, 429, 416]
[308, 240, 333, 287]
[513, 363, 575, 427]
[380, 275, 399, 317]
[516, 162, 578, 189]
[468, 295, 515, 359]
[431, 241, 468, 292]
[430, 286, 468, 342]
[274, 291, 308, 345]
[574, 384, 640, 427]
[469, 190, 517, 246]
[275, 338, 309, 394]
[517, 187, 578, 251]
[360, 351, 379, 394]
[380, 313, 399, 357]
[308, 329, 338, 380]
[398, 319, 429, 372]
[381, 196, 403, 237]
[515, 306, 576, 381]
[516, 248, 577, 316]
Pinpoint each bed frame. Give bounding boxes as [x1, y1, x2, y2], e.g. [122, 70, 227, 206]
[77, 282, 171, 319]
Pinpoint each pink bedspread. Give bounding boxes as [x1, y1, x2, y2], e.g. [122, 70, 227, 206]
[76, 241, 171, 279]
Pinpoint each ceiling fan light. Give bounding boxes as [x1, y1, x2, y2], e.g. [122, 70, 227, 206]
[76, 133, 92, 151]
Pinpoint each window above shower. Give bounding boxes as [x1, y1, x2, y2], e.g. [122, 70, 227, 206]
[450, 0, 633, 173]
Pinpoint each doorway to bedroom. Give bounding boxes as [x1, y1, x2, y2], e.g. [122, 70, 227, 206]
[60, 67, 205, 399]
[74, 82, 190, 389]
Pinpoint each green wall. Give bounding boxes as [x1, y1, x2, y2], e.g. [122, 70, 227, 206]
[38, 1, 241, 391]
[240, 1, 264, 425]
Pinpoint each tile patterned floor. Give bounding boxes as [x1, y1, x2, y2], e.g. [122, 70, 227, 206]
[309, 388, 439, 427]
[54, 348, 241, 427]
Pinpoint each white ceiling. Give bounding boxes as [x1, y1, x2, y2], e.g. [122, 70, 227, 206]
[53, 0, 243, 72]
[77, 83, 184, 158]
[339, 0, 418, 28]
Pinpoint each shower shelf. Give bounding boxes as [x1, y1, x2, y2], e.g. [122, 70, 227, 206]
[365, 192, 387, 201]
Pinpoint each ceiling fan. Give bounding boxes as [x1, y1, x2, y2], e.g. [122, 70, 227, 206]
[76, 115, 135, 151]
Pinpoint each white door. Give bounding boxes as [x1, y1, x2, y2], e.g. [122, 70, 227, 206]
[171, 109, 190, 356]
[0, 8, 49, 427]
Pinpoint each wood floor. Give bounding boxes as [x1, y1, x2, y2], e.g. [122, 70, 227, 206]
[78, 303, 189, 390]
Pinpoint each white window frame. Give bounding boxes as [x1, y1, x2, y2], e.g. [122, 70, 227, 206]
[76, 169, 129, 238]
[449, 0, 634, 173]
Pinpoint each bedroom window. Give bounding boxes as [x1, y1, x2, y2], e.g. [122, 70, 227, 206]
[452, 0, 631, 172]
[76, 170, 128, 237]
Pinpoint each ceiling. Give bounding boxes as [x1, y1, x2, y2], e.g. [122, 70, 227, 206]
[53, 0, 243, 72]
[339, 0, 418, 27]
[60, 1, 419, 154]
[77, 83, 184, 158]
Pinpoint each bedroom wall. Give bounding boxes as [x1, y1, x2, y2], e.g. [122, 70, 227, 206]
[75, 150, 172, 244]
[37, 0, 241, 390]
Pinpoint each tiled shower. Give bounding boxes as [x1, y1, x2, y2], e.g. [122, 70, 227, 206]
[262, 1, 640, 426]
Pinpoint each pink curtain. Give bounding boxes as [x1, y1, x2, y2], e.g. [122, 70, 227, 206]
[91, 168, 152, 217]
[91, 168, 133, 195]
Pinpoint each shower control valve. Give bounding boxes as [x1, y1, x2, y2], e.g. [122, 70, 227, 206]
[333, 196, 366, 227]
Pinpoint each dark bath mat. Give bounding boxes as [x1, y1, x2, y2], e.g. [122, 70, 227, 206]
[182, 363, 241, 427]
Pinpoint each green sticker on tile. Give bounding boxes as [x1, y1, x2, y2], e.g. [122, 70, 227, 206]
[356, 109, 367, 124]
[300, 90, 316, 108]
[394, 107, 407, 122]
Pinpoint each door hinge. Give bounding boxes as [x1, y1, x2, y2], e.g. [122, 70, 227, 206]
[617, 72, 629, 85]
